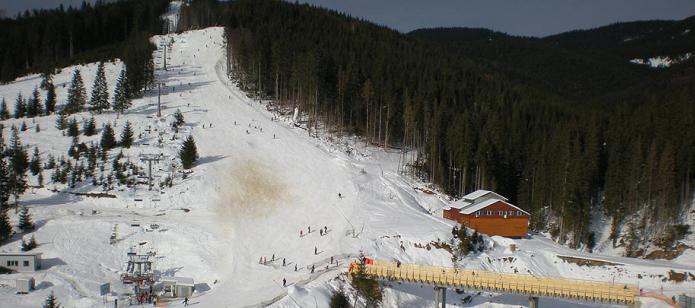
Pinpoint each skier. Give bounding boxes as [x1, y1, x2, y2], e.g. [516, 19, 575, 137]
[183, 297, 189, 306]
[294, 264, 298, 271]
[271, 254, 275, 262]
[283, 258, 286, 267]
[283, 278, 286, 287]
[308, 226, 311, 233]
[311, 264, 315, 273]
[314, 246, 317, 255]
[330, 256, 334, 264]
[320, 229, 323, 236]
[324, 226, 327, 234]
[300, 230, 303, 237]
[338, 193, 342, 198]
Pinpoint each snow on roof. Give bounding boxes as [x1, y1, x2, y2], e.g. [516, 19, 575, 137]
[162, 276, 195, 286]
[448, 200, 472, 210]
[459, 198, 530, 215]
[461, 189, 508, 201]
[0, 252, 43, 257]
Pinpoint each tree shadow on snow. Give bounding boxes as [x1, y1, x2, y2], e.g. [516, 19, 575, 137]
[41, 257, 67, 270]
[195, 155, 226, 166]
[157, 266, 184, 278]
[194, 283, 210, 293]
[35, 281, 54, 290]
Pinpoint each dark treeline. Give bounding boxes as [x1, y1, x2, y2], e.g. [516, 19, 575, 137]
[0, 0, 169, 83]
[191, 0, 693, 252]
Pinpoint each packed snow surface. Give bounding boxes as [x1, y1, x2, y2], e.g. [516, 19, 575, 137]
[0, 26, 693, 308]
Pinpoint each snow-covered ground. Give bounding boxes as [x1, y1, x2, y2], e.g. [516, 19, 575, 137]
[629, 52, 692, 68]
[0, 19, 694, 308]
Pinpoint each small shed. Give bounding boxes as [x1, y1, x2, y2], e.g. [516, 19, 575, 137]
[0, 252, 42, 272]
[160, 277, 194, 298]
[16, 277, 35, 294]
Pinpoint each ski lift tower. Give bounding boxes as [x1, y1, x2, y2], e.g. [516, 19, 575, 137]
[140, 154, 164, 191]
[121, 247, 157, 303]
[121, 247, 156, 284]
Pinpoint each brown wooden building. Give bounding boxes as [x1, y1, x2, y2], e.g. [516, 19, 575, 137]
[443, 190, 529, 238]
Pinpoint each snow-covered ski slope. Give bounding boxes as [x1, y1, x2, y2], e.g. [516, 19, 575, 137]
[0, 26, 693, 308]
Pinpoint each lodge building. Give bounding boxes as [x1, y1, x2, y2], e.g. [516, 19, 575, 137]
[443, 190, 529, 238]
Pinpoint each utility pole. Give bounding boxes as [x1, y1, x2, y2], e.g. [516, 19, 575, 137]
[157, 82, 164, 118]
[140, 154, 163, 191]
[163, 43, 167, 71]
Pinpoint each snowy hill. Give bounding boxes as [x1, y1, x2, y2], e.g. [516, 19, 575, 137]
[0, 24, 693, 308]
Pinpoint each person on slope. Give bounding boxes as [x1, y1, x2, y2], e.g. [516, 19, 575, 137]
[283, 278, 287, 287]
[183, 297, 189, 306]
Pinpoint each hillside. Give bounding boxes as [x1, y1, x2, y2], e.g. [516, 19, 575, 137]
[0, 1, 694, 307]
[0, 24, 693, 308]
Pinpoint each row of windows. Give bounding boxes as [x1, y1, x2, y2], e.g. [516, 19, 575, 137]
[6, 260, 30, 267]
[474, 210, 523, 217]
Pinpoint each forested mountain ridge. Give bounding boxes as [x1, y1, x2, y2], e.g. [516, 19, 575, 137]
[408, 16, 695, 102]
[172, 0, 695, 257]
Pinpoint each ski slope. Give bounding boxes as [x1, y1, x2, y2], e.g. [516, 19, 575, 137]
[0, 24, 693, 308]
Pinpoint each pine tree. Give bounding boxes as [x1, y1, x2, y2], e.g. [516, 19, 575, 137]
[20, 122, 27, 131]
[83, 117, 97, 136]
[173, 109, 185, 127]
[0, 208, 12, 242]
[44, 82, 56, 115]
[112, 67, 131, 113]
[119, 121, 134, 148]
[55, 112, 68, 130]
[42, 291, 61, 308]
[13, 93, 26, 119]
[39, 72, 53, 90]
[35, 124, 41, 133]
[89, 62, 110, 113]
[29, 147, 42, 176]
[179, 135, 198, 169]
[18, 206, 34, 231]
[0, 137, 9, 206]
[21, 234, 37, 251]
[8, 127, 28, 208]
[27, 87, 41, 118]
[45, 154, 56, 170]
[67, 118, 80, 137]
[329, 290, 349, 308]
[65, 69, 87, 114]
[0, 98, 9, 120]
[100, 123, 116, 151]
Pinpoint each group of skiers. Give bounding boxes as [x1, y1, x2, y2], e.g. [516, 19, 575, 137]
[300, 225, 328, 238]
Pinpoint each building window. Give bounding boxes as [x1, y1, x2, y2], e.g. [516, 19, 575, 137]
[486, 210, 492, 216]
[23, 260, 30, 267]
[498, 211, 503, 216]
[7, 260, 18, 267]
[517, 211, 522, 216]
[475, 211, 480, 217]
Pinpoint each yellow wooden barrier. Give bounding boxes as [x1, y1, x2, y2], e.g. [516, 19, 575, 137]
[350, 259, 637, 304]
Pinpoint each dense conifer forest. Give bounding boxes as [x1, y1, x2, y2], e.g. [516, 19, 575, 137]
[178, 0, 695, 252]
[0, 0, 169, 85]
